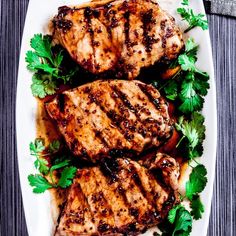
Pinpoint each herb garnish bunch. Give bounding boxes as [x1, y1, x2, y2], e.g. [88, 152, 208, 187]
[151, 1, 210, 235]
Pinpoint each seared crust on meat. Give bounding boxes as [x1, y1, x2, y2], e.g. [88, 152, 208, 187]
[45, 80, 173, 162]
[55, 156, 179, 235]
[52, 0, 184, 79]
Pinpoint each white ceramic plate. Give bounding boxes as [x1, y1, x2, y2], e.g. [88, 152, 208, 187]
[16, 0, 217, 235]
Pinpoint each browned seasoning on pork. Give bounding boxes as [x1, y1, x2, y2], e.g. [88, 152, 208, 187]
[52, 0, 184, 79]
[45, 80, 173, 162]
[55, 154, 179, 235]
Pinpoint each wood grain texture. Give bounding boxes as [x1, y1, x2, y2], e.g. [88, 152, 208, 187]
[0, 1, 235, 236]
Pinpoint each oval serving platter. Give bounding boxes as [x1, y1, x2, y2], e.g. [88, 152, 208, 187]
[16, 0, 217, 235]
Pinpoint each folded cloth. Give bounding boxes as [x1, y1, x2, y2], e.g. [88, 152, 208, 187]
[204, 0, 236, 17]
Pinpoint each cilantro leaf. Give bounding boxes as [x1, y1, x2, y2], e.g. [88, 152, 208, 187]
[25, 51, 41, 71]
[168, 205, 183, 223]
[29, 138, 49, 174]
[30, 138, 45, 153]
[164, 80, 178, 100]
[31, 74, 57, 98]
[181, 0, 189, 6]
[30, 34, 53, 63]
[49, 140, 61, 153]
[28, 174, 53, 193]
[50, 160, 70, 173]
[25, 50, 57, 74]
[26, 34, 79, 98]
[57, 167, 77, 188]
[178, 54, 196, 72]
[179, 72, 209, 114]
[49, 159, 71, 184]
[190, 195, 205, 220]
[176, 112, 206, 159]
[177, 7, 208, 33]
[155, 38, 209, 114]
[185, 38, 198, 53]
[168, 205, 192, 236]
[186, 164, 207, 200]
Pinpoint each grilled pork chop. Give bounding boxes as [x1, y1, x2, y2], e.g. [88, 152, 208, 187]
[46, 80, 173, 162]
[55, 154, 179, 235]
[52, 0, 184, 79]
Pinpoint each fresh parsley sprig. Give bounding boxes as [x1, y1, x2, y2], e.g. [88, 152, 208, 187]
[29, 138, 49, 174]
[185, 164, 207, 220]
[28, 139, 77, 193]
[167, 204, 193, 236]
[154, 38, 210, 114]
[163, 164, 207, 234]
[29, 138, 61, 175]
[26, 34, 78, 98]
[175, 112, 206, 159]
[28, 166, 77, 193]
[177, 0, 208, 33]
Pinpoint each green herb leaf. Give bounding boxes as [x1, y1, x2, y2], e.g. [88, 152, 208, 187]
[179, 72, 209, 114]
[164, 80, 178, 101]
[176, 112, 206, 159]
[168, 205, 183, 224]
[30, 34, 53, 63]
[181, 0, 189, 6]
[177, 7, 208, 33]
[28, 174, 53, 193]
[186, 164, 207, 200]
[26, 34, 78, 98]
[168, 205, 192, 236]
[178, 54, 196, 72]
[190, 195, 205, 220]
[29, 138, 49, 174]
[49, 140, 61, 153]
[50, 160, 70, 173]
[31, 74, 57, 98]
[185, 38, 198, 53]
[57, 167, 77, 188]
[30, 138, 45, 153]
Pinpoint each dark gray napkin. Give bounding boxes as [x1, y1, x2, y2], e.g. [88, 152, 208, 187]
[204, 0, 236, 17]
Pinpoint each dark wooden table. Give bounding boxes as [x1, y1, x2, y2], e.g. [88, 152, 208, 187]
[0, 0, 235, 235]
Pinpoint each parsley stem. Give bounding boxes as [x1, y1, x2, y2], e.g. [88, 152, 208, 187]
[176, 135, 185, 148]
[49, 170, 55, 185]
[184, 25, 195, 33]
[193, 158, 200, 165]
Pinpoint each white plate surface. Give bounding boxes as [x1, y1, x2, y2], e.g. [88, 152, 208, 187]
[16, 0, 217, 235]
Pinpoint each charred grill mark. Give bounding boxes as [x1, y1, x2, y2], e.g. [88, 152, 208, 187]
[161, 191, 176, 216]
[129, 163, 160, 223]
[53, 6, 73, 33]
[65, 183, 92, 228]
[141, 9, 158, 53]
[104, 3, 113, 38]
[110, 85, 149, 138]
[111, 85, 136, 113]
[100, 158, 119, 183]
[124, 10, 131, 49]
[137, 83, 161, 110]
[84, 7, 96, 65]
[93, 129, 109, 149]
[160, 19, 168, 48]
[84, 88, 139, 145]
[58, 94, 66, 112]
[116, 184, 130, 208]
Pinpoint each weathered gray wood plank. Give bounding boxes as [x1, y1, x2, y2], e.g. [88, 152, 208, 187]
[0, 1, 235, 235]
